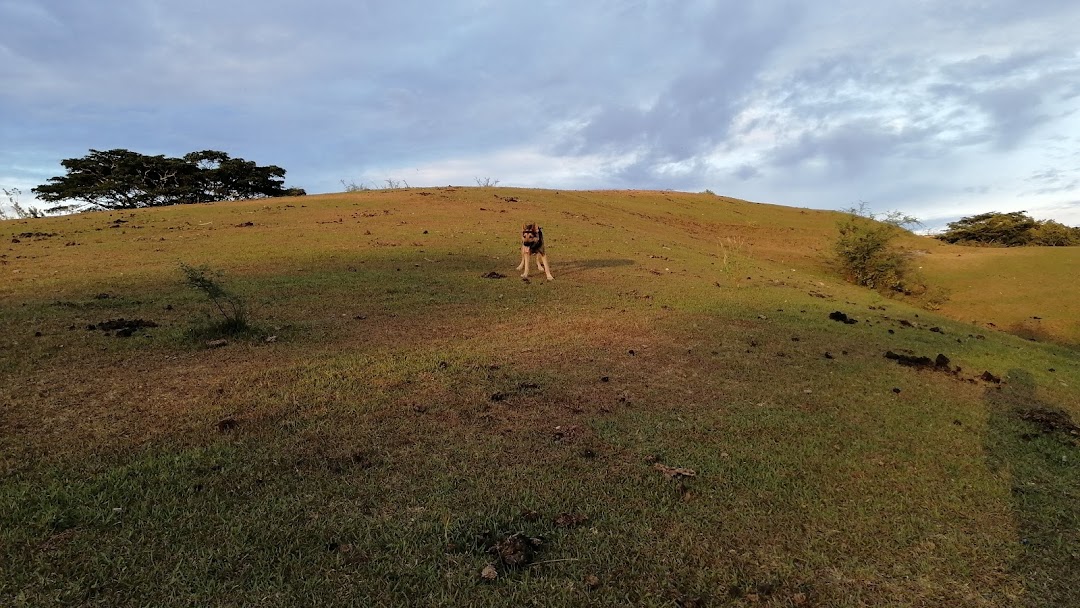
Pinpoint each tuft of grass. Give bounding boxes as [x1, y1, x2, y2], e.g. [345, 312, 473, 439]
[179, 262, 253, 339]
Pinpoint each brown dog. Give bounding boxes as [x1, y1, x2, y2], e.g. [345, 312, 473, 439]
[517, 223, 554, 281]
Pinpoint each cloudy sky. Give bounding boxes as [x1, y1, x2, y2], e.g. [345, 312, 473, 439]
[2, 0, 1079, 229]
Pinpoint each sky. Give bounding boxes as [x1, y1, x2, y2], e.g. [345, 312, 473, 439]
[2, 0, 1079, 230]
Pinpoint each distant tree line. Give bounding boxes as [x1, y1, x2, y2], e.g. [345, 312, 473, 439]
[31, 149, 305, 213]
[936, 211, 1080, 247]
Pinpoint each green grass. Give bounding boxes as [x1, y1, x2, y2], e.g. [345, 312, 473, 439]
[1, 188, 1078, 606]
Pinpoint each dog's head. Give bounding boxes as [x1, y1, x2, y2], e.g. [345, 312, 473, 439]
[521, 223, 542, 246]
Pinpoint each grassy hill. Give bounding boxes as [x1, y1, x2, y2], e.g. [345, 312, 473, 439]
[2, 188, 1077, 607]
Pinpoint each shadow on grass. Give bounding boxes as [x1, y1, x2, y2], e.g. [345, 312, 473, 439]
[985, 369, 1080, 606]
[553, 258, 634, 276]
[1005, 321, 1080, 352]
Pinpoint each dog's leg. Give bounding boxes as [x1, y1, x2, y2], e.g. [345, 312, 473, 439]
[539, 254, 553, 280]
[517, 246, 528, 271]
[521, 250, 531, 278]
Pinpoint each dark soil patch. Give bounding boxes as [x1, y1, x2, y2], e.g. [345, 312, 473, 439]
[1018, 408, 1079, 436]
[88, 318, 159, 337]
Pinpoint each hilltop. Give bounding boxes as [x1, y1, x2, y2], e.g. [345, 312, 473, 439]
[2, 188, 1078, 607]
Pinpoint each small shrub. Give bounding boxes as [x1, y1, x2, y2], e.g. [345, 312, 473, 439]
[180, 263, 251, 336]
[833, 204, 925, 295]
[341, 180, 370, 192]
[1, 187, 46, 219]
[922, 286, 952, 311]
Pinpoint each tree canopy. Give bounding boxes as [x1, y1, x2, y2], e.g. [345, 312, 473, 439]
[936, 211, 1080, 247]
[32, 149, 306, 213]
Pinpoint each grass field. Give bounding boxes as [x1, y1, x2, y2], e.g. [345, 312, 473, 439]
[2, 188, 1078, 607]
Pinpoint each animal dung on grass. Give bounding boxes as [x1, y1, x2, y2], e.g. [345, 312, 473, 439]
[481, 271, 506, 279]
[553, 512, 589, 528]
[884, 351, 952, 371]
[828, 311, 858, 324]
[88, 318, 159, 337]
[653, 463, 697, 480]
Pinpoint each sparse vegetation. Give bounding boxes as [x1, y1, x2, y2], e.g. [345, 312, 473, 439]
[1, 189, 1076, 607]
[0, 187, 45, 219]
[475, 177, 500, 187]
[937, 211, 1080, 246]
[179, 262, 252, 337]
[340, 179, 371, 192]
[833, 203, 922, 294]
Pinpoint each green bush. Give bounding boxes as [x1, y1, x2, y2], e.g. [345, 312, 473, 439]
[834, 213, 915, 292]
[937, 211, 1080, 246]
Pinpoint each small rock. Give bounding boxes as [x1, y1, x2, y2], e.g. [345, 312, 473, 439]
[480, 564, 498, 581]
[206, 339, 228, 348]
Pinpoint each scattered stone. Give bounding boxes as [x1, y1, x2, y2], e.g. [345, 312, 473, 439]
[980, 371, 1001, 383]
[480, 564, 498, 581]
[823, 352, 834, 359]
[206, 339, 229, 348]
[930, 327, 943, 333]
[892, 388, 901, 394]
[585, 574, 601, 589]
[235, 221, 254, 227]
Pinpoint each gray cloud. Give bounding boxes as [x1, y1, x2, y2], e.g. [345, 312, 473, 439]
[2, 0, 1080, 227]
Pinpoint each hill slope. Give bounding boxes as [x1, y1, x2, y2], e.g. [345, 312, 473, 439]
[2, 188, 1078, 607]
